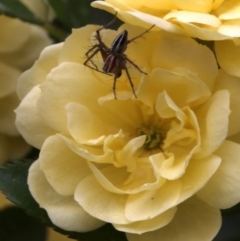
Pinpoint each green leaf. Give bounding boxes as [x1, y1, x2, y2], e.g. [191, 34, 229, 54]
[0, 0, 42, 24]
[47, 0, 91, 29]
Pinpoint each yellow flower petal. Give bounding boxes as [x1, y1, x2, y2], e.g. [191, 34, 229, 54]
[17, 43, 63, 100]
[164, 11, 221, 27]
[213, 70, 240, 136]
[40, 135, 92, 196]
[127, 196, 221, 241]
[75, 174, 129, 224]
[215, 40, 240, 77]
[194, 90, 230, 158]
[172, 0, 213, 13]
[15, 86, 56, 148]
[197, 140, 240, 209]
[0, 16, 30, 53]
[114, 207, 177, 234]
[125, 181, 181, 221]
[0, 61, 20, 98]
[151, 34, 218, 90]
[28, 160, 105, 232]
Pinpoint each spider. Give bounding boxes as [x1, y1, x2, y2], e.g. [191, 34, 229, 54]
[83, 13, 155, 99]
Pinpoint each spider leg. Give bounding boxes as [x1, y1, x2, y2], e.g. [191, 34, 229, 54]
[125, 57, 147, 75]
[84, 47, 112, 75]
[123, 66, 137, 98]
[83, 49, 112, 76]
[84, 46, 100, 69]
[95, 12, 118, 46]
[125, 24, 155, 45]
[113, 74, 118, 99]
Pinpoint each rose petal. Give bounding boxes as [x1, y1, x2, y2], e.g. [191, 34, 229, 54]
[171, 21, 230, 40]
[151, 35, 218, 90]
[66, 102, 116, 143]
[125, 180, 181, 221]
[178, 154, 221, 203]
[215, 40, 240, 77]
[127, 196, 221, 241]
[59, 25, 99, 64]
[0, 16, 30, 53]
[39, 135, 92, 196]
[213, 69, 240, 136]
[214, 0, 240, 20]
[218, 19, 240, 37]
[194, 90, 230, 159]
[17, 43, 63, 100]
[75, 174, 130, 224]
[197, 140, 240, 209]
[37, 62, 111, 134]
[165, 11, 221, 27]
[91, 1, 184, 34]
[28, 160, 104, 232]
[15, 86, 56, 148]
[172, 0, 213, 13]
[114, 207, 177, 234]
[0, 61, 20, 98]
[151, 68, 211, 108]
[3, 25, 52, 70]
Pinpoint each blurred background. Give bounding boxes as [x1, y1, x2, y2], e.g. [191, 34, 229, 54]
[0, 0, 239, 240]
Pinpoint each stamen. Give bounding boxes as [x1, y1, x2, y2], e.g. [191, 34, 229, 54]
[136, 124, 166, 150]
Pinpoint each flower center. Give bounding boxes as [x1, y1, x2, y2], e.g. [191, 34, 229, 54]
[137, 125, 166, 150]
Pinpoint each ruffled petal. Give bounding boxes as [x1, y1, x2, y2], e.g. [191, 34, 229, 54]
[91, 1, 184, 34]
[37, 62, 111, 135]
[75, 174, 129, 224]
[127, 196, 221, 241]
[0, 16, 30, 53]
[0, 61, 20, 98]
[39, 135, 92, 196]
[213, 70, 240, 136]
[151, 35, 218, 90]
[194, 90, 230, 158]
[178, 154, 221, 203]
[215, 40, 240, 77]
[197, 140, 240, 209]
[114, 207, 177, 234]
[125, 180, 181, 221]
[66, 102, 116, 143]
[164, 11, 221, 27]
[28, 160, 105, 232]
[17, 43, 63, 100]
[15, 86, 56, 148]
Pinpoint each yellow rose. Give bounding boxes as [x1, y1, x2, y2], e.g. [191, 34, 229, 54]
[92, 0, 240, 40]
[0, 14, 52, 164]
[15, 24, 240, 240]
